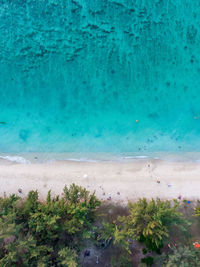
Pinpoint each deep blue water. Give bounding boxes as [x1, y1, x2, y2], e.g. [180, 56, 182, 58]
[0, 0, 200, 153]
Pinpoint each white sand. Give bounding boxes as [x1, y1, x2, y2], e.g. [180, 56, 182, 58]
[0, 159, 199, 203]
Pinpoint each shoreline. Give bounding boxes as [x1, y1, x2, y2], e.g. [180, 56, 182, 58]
[0, 157, 200, 203]
[1, 151, 200, 164]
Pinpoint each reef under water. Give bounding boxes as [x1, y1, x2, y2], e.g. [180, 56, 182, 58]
[0, 0, 200, 153]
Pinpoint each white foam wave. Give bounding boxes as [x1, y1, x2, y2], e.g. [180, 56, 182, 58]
[122, 156, 159, 160]
[0, 155, 31, 164]
[64, 158, 98, 163]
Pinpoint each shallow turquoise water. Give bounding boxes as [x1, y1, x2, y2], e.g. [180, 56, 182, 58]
[0, 0, 200, 153]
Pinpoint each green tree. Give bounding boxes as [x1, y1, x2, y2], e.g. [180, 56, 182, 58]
[0, 184, 100, 266]
[58, 247, 77, 267]
[194, 204, 200, 217]
[96, 221, 115, 242]
[115, 198, 184, 251]
[163, 246, 200, 267]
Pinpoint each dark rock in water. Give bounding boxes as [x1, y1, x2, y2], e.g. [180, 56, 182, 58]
[19, 129, 30, 141]
[45, 127, 51, 133]
[186, 25, 197, 44]
[0, 122, 6, 124]
[148, 112, 159, 119]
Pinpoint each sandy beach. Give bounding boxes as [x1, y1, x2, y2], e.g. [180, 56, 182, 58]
[0, 158, 199, 203]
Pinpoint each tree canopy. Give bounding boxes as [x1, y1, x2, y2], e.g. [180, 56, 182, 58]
[0, 188, 198, 266]
[162, 246, 200, 267]
[114, 198, 184, 251]
[0, 184, 100, 266]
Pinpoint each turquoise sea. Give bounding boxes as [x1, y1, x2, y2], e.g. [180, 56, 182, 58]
[0, 0, 200, 157]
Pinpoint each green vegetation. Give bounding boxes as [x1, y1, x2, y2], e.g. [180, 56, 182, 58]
[141, 256, 154, 266]
[0, 184, 100, 266]
[161, 246, 200, 266]
[110, 252, 133, 267]
[194, 202, 200, 217]
[114, 198, 186, 252]
[0, 186, 199, 266]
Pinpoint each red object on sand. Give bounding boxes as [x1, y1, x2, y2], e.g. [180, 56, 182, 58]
[193, 242, 200, 248]
[194, 243, 200, 248]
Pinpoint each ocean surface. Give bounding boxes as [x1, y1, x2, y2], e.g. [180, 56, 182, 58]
[0, 0, 200, 156]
